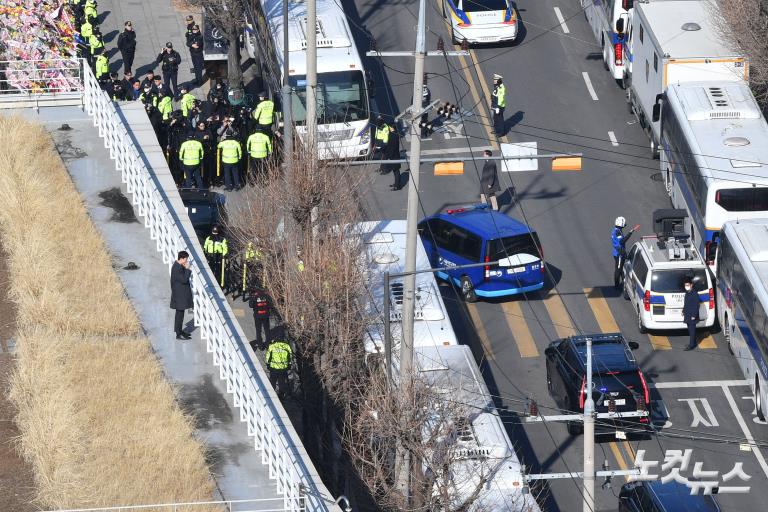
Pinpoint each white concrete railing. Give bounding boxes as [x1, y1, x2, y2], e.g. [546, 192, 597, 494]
[79, 60, 335, 512]
[45, 497, 302, 512]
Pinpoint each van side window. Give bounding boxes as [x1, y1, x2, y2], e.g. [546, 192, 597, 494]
[627, 245, 638, 265]
[639, 24, 644, 44]
[633, 254, 649, 284]
[445, 226, 481, 262]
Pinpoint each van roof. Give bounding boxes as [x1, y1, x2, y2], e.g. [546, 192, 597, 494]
[433, 209, 534, 240]
[637, 236, 707, 269]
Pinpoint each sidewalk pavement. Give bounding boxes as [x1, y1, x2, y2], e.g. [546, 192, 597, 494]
[21, 105, 282, 508]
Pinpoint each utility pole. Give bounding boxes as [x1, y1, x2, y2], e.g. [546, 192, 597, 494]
[282, 0, 293, 170]
[306, 0, 317, 152]
[583, 336, 595, 512]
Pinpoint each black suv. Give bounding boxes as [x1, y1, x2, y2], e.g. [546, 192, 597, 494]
[545, 333, 650, 436]
[179, 189, 226, 242]
[619, 481, 720, 512]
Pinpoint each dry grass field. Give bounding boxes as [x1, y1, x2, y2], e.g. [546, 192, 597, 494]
[0, 117, 219, 510]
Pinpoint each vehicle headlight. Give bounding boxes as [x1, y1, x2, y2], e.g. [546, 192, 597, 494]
[359, 126, 371, 145]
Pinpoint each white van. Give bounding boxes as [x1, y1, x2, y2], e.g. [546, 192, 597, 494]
[622, 233, 715, 333]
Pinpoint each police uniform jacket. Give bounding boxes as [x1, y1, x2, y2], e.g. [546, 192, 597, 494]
[117, 30, 136, 56]
[156, 49, 182, 72]
[187, 32, 204, 56]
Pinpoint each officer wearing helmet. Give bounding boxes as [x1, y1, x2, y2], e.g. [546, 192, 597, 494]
[204, 225, 229, 289]
[612, 216, 639, 288]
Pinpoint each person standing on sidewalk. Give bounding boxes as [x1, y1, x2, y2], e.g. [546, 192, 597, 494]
[265, 337, 293, 398]
[249, 286, 272, 351]
[117, 21, 136, 74]
[186, 24, 205, 87]
[480, 149, 500, 210]
[170, 251, 193, 340]
[156, 42, 181, 99]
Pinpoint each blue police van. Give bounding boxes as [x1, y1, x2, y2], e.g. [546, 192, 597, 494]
[417, 205, 545, 302]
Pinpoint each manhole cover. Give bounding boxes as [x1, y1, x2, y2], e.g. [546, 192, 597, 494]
[650, 172, 664, 182]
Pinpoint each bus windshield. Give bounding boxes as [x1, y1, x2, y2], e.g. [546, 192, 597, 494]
[290, 71, 367, 125]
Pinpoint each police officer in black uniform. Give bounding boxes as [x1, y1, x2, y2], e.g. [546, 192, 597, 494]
[155, 42, 181, 99]
[187, 24, 205, 86]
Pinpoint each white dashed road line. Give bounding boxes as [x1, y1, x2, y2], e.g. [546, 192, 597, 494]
[554, 7, 570, 34]
[608, 131, 619, 146]
[652, 380, 749, 389]
[582, 71, 599, 101]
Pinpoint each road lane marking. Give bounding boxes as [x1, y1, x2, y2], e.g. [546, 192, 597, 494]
[648, 334, 672, 350]
[582, 72, 599, 101]
[583, 287, 620, 332]
[608, 131, 618, 146]
[542, 289, 576, 338]
[652, 379, 749, 389]
[698, 333, 717, 349]
[553, 7, 570, 34]
[467, 48, 505, 144]
[466, 303, 496, 361]
[722, 384, 768, 481]
[502, 301, 539, 358]
[610, 441, 632, 481]
[233, 308, 245, 318]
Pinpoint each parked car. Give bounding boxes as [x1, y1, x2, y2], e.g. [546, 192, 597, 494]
[619, 480, 721, 511]
[179, 188, 226, 242]
[545, 333, 650, 436]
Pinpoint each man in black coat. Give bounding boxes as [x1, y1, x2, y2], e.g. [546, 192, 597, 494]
[186, 24, 205, 86]
[683, 277, 700, 350]
[170, 251, 193, 340]
[117, 21, 137, 74]
[383, 124, 401, 190]
[156, 42, 182, 99]
[480, 149, 500, 210]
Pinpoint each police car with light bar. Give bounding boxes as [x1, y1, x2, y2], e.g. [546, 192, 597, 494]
[442, 0, 519, 45]
[622, 210, 716, 333]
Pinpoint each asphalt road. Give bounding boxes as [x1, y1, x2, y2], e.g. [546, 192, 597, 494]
[344, 0, 768, 510]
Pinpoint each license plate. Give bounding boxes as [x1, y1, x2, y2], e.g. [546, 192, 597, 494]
[507, 266, 526, 274]
[614, 399, 626, 406]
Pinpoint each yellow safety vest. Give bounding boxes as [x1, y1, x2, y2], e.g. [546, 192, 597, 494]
[218, 139, 242, 164]
[84, 5, 97, 22]
[157, 96, 173, 120]
[95, 55, 109, 80]
[80, 21, 93, 39]
[253, 99, 275, 125]
[89, 34, 103, 53]
[247, 132, 272, 158]
[179, 139, 204, 165]
[492, 83, 506, 108]
[375, 125, 389, 144]
[203, 235, 229, 256]
[266, 341, 292, 370]
[181, 93, 196, 117]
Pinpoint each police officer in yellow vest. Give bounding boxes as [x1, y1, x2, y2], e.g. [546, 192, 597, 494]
[94, 47, 110, 83]
[203, 225, 229, 288]
[265, 337, 293, 398]
[84, 0, 98, 24]
[491, 73, 506, 136]
[217, 136, 242, 191]
[373, 115, 391, 174]
[179, 135, 204, 188]
[246, 128, 272, 181]
[252, 91, 275, 133]
[157, 94, 173, 121]
[180, 85, 196, 118]
[241, 241, 263, 294]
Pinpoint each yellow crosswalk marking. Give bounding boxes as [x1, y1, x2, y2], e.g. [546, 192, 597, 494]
[583, 287, 620, 333]
[699, 333, 717, 349]
[542, 290, 576, 338]
[648, 334, 672, 350]
[466, 304, 496, 361]
[501, 301, 539, 358]
[610, 441, 632, 481]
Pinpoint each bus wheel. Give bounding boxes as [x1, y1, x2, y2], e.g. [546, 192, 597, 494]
[725, 317, 733, 355]
[756, 378, 766, 422]
[461, 276, 477, 303]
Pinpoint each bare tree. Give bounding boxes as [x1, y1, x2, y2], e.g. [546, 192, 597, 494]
[714, 0, 768, 106]
[189, 0, 245, 92]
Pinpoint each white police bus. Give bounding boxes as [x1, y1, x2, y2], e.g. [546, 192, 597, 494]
[716, 219, 768, 421]
[582, 0, 632, 88]
[653, 81, 768, 270]
[250, 0, 372, 159]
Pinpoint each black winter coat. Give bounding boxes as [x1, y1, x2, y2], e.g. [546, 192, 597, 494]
[156, 49, 182, 72]
[187, 32, 204, 56]
[170, 261, 194, 310]
[683, 289, 700, 323]
[481, 160, 500, 194]
[117, 30, 136, 54]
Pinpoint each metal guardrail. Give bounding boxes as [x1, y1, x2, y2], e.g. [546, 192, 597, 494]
[45, 497, 303, 512]
[71, 59, 336, 512]
[0, 59, 84, 109]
